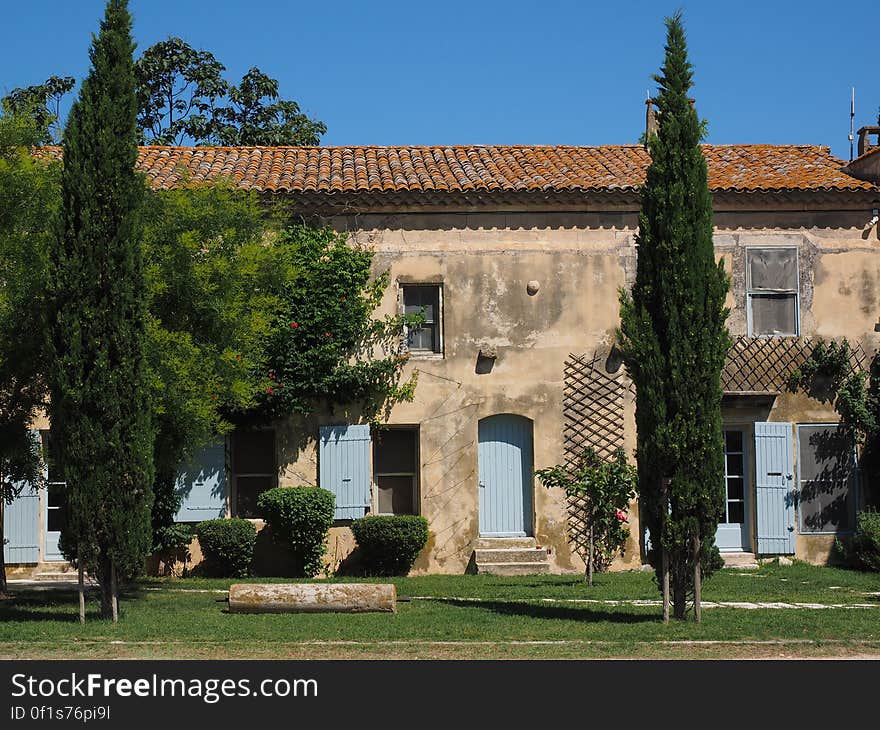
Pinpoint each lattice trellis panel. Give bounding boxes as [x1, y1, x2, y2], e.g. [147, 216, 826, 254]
[562, 351, 627, 561]
[721, 336, 870, 392]
[560, 336, 872, 561]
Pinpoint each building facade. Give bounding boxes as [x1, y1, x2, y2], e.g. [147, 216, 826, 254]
[6, 138, 880, 575]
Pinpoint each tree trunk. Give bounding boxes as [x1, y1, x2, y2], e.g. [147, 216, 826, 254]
[99, 557, 113, 619]
[672, 570, 687, 619]
[110, 561, 118, 623]
[586, 525, 594, 587]
[77, 551, 85, 624]
[0, 497, 8, 600]
[661, 546, 670, 624]
[693, 534, 702, 623]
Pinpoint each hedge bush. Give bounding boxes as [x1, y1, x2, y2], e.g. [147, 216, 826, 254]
[849, 510, 880, 572]
[194, 519, 257, 577]
[350, 515, 429, 576]
[257, 487, 335, 577]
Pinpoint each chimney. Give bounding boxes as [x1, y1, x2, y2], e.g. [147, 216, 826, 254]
[645, 99, 658, 146]
[857, 126, 880, 157]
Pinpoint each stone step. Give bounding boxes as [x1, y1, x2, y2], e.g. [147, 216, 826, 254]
[34, 562, 73, 575]
[474, 548, 549, 564]
[475, 562, 551, 576]
[721, 552, 759, 569]
[474, 537, 537, 550]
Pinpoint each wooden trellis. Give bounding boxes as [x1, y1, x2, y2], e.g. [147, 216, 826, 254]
[560, 336, 873, 560]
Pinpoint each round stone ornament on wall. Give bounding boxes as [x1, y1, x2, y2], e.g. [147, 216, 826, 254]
[526, 280, 540, 296]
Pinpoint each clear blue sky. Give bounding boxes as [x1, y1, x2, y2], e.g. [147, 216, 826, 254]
[2, 0, 875, 159]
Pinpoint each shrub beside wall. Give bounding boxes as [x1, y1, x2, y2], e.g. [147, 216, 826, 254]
[351, 515, 429, 576]
[257, 487, 335, 577]
[847, 510, 880, 572]
[194, 519, 257, 577]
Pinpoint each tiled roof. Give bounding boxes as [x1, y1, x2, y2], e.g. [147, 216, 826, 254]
[38, 144, 874, 194]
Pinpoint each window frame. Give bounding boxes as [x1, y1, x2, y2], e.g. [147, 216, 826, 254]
[721, 428, 748, 527]
[796, 422, 859, 535]
[400, 282, 444, 359]
[231, 428, 277, 519]
[371, 425, 420, 516]
[745, 245, 800, 338]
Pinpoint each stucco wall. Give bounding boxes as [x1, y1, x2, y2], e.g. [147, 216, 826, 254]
[263, 206, 880, 573]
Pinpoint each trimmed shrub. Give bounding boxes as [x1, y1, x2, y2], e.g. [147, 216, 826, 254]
[849, 510, 880, 572]
[194, 519, 257, 578]
[350, 515, 429, 576]
[257, 487, 335, 577]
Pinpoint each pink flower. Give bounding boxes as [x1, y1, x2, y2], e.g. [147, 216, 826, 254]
[268, 373, 276, 380]
[615, 509, 628, 523]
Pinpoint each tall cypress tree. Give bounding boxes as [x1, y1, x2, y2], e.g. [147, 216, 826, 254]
[618, 12, 731, 621]
[47, 0, 153, 621]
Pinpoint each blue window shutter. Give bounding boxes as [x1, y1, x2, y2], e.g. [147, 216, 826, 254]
[3, 430, 41, 564]
[755, 422, 796, 554]
[174, 439, 227, 522]
[319, 425, 371, 520]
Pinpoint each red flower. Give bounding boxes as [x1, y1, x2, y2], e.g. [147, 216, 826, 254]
[615, 509, 628, 523]
[290, 322, 299, 328]
[265, 387, 274, 394]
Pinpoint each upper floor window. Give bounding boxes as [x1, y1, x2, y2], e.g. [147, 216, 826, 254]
[402, 284, 443, 356]
[746, 247, 799, 337]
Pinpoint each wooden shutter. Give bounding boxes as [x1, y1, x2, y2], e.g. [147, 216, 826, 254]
[319, 425, 371, 520]
[174, 439, 227, 522]
[2, 430, 41, 563]
[755, 422, 796, 554]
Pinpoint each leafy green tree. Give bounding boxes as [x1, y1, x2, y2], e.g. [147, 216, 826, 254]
[134, 37, 227, 145]
[536, 448, 636, 585]
[0, 109, 59, 597]
[617, 12, 731, 621]
[47, 0, 153, 621]
[134, 37, 325, 146]
[1, 76, 75, 144]
[141, 182, 289, 553]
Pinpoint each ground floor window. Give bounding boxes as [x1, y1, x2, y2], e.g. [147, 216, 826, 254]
[722, 430, 746, 525]
[797, 424, 857, 533]
[232, 429, 276, 518]
[372, 427, 419, 515]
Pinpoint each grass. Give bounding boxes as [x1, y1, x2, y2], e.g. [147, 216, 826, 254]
[2, 562, 878, 659]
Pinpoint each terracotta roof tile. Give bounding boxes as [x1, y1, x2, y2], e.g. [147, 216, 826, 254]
[36, 144, 875, 194]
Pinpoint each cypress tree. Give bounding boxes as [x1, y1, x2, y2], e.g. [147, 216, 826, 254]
[617, 12, 731, 621]
[47, 0, 153, 621]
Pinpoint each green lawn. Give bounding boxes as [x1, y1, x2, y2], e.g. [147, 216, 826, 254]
[2, 563, 878, 659]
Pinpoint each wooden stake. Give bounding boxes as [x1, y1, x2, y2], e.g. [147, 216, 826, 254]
[110, 562, 118, 623]
[78, 553, 85, 624]
[693, 534, 702, 623]
[662, 547, 670, 624]
[587, 525, 594, 587]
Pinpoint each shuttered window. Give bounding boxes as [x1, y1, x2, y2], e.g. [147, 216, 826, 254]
[746, 247, 799, 336]
[174, 439, 228, 522]
[402, 285, 442, 355]
[319, 425, 371, 520]
[797, 424, 857, 533]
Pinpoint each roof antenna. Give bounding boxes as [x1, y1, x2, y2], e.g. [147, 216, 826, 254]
[849, 86, 855, 161]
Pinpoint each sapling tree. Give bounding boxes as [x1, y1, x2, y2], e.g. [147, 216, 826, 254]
[536, 447, 636, 585]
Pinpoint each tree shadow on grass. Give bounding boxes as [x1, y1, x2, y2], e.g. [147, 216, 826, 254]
[436, 598, 658, 624]
[0, 584, 147, 623]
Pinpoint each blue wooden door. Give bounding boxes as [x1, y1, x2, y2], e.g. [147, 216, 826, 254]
[3, 431, 40, 564]
[754, 422, 796, 554]
[319, 425, 371, 520]
[478, 415, 533, 537]
[174, 439, 227, 522]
